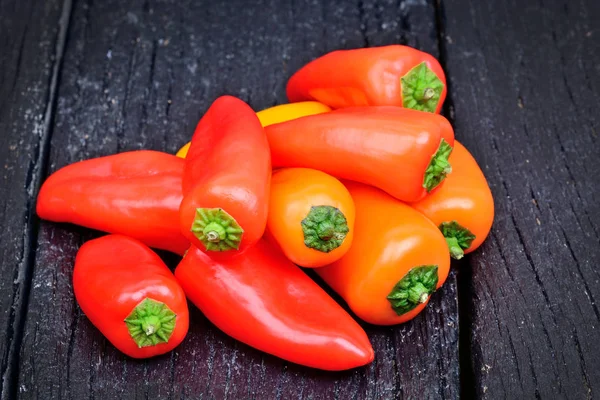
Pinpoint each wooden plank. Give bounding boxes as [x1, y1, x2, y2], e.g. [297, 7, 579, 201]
[0, 0, 70, 398]
[440, 0, 600, 398]
[17, 0, 460, 398]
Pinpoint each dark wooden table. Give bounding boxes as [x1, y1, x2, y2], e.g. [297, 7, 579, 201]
[1, 0, 598, 398]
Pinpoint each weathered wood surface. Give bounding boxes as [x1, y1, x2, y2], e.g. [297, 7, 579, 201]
[0, 0, 69, 398]
[441, 0, 600, 398]
[0, 0, 598, 398]
[13, 0, 459, 399]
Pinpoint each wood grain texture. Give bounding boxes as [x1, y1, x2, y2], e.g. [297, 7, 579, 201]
[440, 0, 600, 398]
[15, 0, 460, 399]
[0, 0, 70, 398]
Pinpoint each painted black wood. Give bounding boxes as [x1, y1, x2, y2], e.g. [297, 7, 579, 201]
[14, 0, 460, 399]
[0, 0, 70, 398]
[4, 0, 598, 398]
[441, 0, 600, 398]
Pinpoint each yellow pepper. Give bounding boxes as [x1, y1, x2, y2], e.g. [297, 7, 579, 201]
[175, 101, 331, 158]
[255, 101, 331, 126]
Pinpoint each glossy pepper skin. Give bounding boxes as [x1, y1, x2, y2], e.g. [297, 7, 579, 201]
[175, 240, 374, 371]
[266, 168, 355, 268]
[73, 235, 189, 358]
[175, 101, 331, 158]
[179, 96, 271, 253]
[265, 106, 455, 203]
[287, 45, 447, 113]
[36, 151, 188, 255]
[256, 101, 331, 126]
[316, 181, 450, 325]
[410, 141, 494, 259]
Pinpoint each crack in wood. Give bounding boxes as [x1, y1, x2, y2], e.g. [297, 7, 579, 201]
[433, 2, 476, 400]
[507, 334, 524, 391]
[116, 37, 138, 154]
[274, 362, 288, 400]
[356, 0, 370, 47]
[396, 0, 410, 45]
[544, 198, 600, 324]
[388, 333, 400, 400]
[525, 345, 542, 400]
[569, 201, 600, 243]
[572, 328, 593, 400]
[557, 224, 600, 322]
[5, 21, 30, 109]
[538, 315, 563, 394]
[137, 39, 158, 144]
[65, 305, 80, 400]
[0, 0, 73, 399]
[167, 349, 176, 400]
[509, 214, 559, 326]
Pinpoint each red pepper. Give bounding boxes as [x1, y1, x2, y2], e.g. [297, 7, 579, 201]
[179, 96, 271, 254]
[73, 234, 189, 358]
[287, 45, 447, 113]
[265, 106, 455, 203]
[36, 151, 188, 255]
[174, 239, 374, 371]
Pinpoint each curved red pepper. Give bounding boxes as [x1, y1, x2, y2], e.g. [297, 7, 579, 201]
[179, 95, 271, 254]
[174, 239, 374, 371]
[36, 151, 188, 255]
[73, 235, 189, 358]
[287, 45, 447, 113]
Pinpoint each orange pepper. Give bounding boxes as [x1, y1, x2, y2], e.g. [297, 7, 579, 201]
[265, 168, 355, 268]
[316, 181, 450, 325]
[410, 140, 494, 259]
[175, 101, 331, 158]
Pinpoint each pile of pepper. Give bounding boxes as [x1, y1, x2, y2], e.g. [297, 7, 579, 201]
[36, 45, 494, 370]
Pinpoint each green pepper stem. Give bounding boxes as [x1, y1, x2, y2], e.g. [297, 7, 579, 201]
[407, 282, 431, 304]
[401, 62, 445, 113]
[142, 315, 160, 335]
[206, 231, 219, 242]
[301, 205, 349, 253]
[423, 139, 453, 192]
[439, 221, 476, 260]
[124, 298, 176, 348]
[387, 265, 439, 316]
[414, 87, 436, 102]
[445, 237, 465, 260]
[203, 221, 227, 243]
[190, 208, 244, 251]
[422, 88, 435, 101]
[317, 222, 335, 241]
